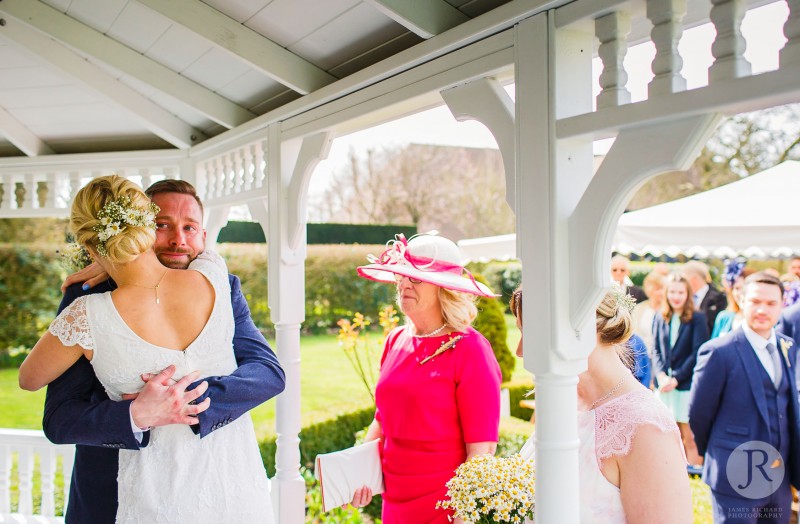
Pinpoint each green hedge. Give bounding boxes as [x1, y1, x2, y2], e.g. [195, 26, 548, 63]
[218, 221, 416, 245]
[259, 406, 376, 477]
[473, 274, 515, 382]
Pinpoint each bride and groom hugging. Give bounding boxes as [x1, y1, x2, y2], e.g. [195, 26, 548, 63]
[18, 176, 286, 523]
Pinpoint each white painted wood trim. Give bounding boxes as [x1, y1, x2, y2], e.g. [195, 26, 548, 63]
[364, 0, 469, 39]
[0, 107, 53, 157]
[136, 0, 336, 95]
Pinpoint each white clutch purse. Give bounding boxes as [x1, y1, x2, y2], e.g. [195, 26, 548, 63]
[314, 439, 385, 512]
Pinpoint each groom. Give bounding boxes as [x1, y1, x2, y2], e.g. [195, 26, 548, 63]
[689, 272, 800, 523]
[44, 179, 285, 523]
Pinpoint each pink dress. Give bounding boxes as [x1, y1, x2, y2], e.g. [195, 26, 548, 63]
[375, 326, 502, 523]
[577, 388, 683, 523]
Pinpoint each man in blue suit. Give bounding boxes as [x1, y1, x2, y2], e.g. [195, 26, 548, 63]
[44, 179, 286, 523]
[690, 272, 800, 523]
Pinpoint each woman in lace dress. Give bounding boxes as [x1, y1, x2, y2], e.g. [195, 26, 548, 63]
[511, 286, 692, 523]
[19, 175, 273, 523]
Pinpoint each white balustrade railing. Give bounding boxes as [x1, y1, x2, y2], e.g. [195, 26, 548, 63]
[0, 165, 181, 219]
[194, 139, 268, 208]
[0, 429, 74, 524]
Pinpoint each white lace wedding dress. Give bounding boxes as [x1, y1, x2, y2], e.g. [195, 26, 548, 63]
[49, 251, 274, 524]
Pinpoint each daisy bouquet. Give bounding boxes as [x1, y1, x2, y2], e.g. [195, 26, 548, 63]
[438, 454, 535, 524]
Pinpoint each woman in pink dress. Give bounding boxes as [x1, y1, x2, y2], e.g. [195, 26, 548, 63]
[511, 286, 692, 523]
[350, 233, 502, 523]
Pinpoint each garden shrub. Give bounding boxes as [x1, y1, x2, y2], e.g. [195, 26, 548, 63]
[473, 274, 515, 382]
[507, 381, 536, 421]
[0, 244, 63, 357]
[470, 261, 521, 313]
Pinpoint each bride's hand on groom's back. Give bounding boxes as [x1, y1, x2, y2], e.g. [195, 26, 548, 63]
[125, 365, 211, 429]
[61, 262, 110, 293]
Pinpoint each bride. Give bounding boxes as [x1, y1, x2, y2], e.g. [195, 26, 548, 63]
[19, 175, 273, 523]
[511, 286, 692, 523]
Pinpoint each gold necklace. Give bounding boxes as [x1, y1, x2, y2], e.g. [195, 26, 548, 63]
[590, 375, 626, 410]
[121, 269, 169, 305]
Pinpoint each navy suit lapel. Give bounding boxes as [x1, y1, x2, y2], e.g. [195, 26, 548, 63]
[733, 329, 770, 427]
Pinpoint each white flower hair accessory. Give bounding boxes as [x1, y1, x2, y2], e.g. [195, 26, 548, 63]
[609, 283, 637, 313]
[92, 196, 159, 257]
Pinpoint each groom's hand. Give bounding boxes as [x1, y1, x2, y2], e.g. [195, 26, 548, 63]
[126, 365, 211, 429]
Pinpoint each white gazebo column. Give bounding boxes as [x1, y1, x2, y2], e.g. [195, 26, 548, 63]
[516, 13, 595, 524]
[260, 124, 333, 524]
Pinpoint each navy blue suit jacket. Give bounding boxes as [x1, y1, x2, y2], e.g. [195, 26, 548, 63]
[652, 312, 709, 390]
[43, 274, 285, 524]
[689, 329, 800, 497]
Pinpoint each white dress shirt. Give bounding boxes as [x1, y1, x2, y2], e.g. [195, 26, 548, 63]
[743, 322, 779, 383]
[693, 284, 709, 308]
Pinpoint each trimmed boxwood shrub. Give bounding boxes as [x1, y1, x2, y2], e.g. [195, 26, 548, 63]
[473, 274, 515, 382]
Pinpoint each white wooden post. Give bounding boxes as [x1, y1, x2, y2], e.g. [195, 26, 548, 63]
[517, 11, 595, 523]
[204, 206, 230, 249]
[262, 124, 331, 523]
[0, 444, 9, 513]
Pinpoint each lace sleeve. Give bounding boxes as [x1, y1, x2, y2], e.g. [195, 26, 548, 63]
[48, 296, 95, 351]
[594, 390, 681, 462]
[189, 250, 230, 291]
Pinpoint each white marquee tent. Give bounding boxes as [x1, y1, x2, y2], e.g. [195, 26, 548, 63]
[459, 160, 800, 261]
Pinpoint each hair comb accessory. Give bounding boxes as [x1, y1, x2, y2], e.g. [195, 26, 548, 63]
[92, 197, 159, 257]
[609, 283, 637, 313]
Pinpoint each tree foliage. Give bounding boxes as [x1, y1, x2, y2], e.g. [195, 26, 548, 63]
[312, 144, 514, 239]
[628, 103, 800, 210]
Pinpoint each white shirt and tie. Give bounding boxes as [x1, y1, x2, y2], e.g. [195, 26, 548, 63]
[743, 323, 782, 386]
[693, 284, 709, 309]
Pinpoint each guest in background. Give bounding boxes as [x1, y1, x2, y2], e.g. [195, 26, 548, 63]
[778, 302, 800, 342]
[628, 334, 652, 388]
[632, 271, 666, 360]
[653, 272, 709, 469]
[350, 233, 501, 524]
[512, 286, 692, 523]
[790, 256, 800, 280]
[611, 254, 647, 304]
[711, 259, 752, 339]
[684, 261, 727, 334]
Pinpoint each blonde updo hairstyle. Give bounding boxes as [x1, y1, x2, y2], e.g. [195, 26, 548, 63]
[71, 175, 155, 265]
[596, 288, 635, 369]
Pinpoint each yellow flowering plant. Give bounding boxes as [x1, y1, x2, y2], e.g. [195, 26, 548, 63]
[437, 454, 535, 524]
[337, 305, 399, 402]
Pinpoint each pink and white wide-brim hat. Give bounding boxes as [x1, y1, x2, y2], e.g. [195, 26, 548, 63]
[356, 233, 498, 298]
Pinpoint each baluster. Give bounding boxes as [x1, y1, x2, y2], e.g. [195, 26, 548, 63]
[255, 140, 267, 189]
[39, 447, 56, 516]
[44, 173, 58, 210]
[17, 447, 34, 514]
[199, 161, 211, 204]
[245, 144, 257, 191]
[163, 167, 178, 180]
[234, 149, 245, 194]
[215, 156, 226, 199]
[782, 0, 800, 65]
[224, 153, 235, 196]
[596, 11, 632, 108]
[647, 0, 687, 96]
[0, 444, 9, 513]
[68, 171, 82, 202]
[1, 178, 14, 211]
[14, 181, 25, 209]
[140, 168, 154, 192]
[708, 0, 751, 81]
[62, 448, 74, 513]
[23, 174, 36, 209]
